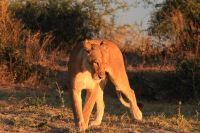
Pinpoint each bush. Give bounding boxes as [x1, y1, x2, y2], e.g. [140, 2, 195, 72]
[176, 59, 200, 101]
[0, 0, 53, 83]
[9, 0, 102, 48]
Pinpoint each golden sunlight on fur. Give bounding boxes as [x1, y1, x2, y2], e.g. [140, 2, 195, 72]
[68, 39, 142, 131]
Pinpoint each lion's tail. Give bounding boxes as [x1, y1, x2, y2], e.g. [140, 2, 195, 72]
[116, 91, 130, 108]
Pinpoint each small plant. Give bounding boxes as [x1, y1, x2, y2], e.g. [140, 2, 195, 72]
[195, 110, 199, 121]
[195, 102, 200, 121]
[27, 93, 47, 107]
[55, 82, 65, 108]
[174, 100, 191, 131]
[55, 82, 65, 119]
[177, 101, 182, 117]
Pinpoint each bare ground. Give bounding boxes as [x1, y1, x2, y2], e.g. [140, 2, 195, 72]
[0, 83, 200, 133]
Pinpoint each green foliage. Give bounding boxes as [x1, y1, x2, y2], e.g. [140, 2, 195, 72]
[10, 0, 97, 47]
[10, 0, 128, 48]
[149, 0, 200, 55]
[176, 59, 200, 101]
[150, 0, 200, 36]
[147, 0, 200, 101]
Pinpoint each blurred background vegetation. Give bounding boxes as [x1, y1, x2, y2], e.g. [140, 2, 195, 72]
[0, 0, 199, 102]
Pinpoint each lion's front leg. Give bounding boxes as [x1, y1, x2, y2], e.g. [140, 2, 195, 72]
[90, 86, 105, 127]
[72, 89, 87, 131]
[83, 85, 99, 126]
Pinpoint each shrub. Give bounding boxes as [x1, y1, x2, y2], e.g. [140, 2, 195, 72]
[9, 0, 102, 48]
[176, 58, 200, 101]
[0, 0, 53, 83]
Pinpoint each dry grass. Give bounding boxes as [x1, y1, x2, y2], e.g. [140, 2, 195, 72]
[0, 0, 199, 132]
[0, 0, 54, 84]
[127, 65, 175, 72]
[0, 87, 199, 133]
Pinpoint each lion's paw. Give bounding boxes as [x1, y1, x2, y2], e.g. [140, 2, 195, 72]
[134, 110, 142, 121]
[89, 120, 101, 127]
[78, 121, 88, 131]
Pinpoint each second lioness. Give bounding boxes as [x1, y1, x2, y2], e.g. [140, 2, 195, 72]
[68, 39, 142, 131]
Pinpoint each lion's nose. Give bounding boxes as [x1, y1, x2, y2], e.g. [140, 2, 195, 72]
[98, 74, 104, 79]
[98, 75, 103, 79]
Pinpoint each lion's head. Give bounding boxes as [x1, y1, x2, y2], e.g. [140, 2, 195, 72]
[83, 39, 106, 81]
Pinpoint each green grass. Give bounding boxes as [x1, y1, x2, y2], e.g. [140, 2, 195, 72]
[0, 89, 199, 133]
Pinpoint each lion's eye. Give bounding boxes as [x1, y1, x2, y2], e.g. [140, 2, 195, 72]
[86, 50, 90, 53]
[93, 62, 99, 66]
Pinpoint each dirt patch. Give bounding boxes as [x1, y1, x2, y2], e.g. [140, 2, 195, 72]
[0, 84, 199, 132]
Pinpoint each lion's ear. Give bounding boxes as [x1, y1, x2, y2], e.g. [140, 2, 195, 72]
[83, 39, 91, 52]
[100, 41, 104, 46]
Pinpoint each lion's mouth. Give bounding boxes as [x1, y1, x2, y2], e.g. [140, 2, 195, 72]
[94, 79, 102, 83]
[93, 74, 105, 82]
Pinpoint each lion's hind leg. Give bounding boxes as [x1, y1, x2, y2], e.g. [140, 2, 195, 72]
[120, 87, 142, 121]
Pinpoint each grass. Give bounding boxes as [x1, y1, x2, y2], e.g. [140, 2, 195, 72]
[0, 87, 199, 133]
[0, 0, 199, 132]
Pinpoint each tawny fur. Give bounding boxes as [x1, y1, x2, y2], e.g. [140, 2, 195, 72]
[68, 39, 142, 131]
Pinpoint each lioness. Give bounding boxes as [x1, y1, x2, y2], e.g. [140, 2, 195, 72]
[68, 39, 142, 131]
